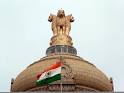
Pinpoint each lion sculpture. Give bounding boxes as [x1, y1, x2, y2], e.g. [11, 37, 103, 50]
[48, 10, 74, 36]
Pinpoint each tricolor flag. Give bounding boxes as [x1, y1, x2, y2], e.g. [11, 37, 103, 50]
[36, 62, 61, 86]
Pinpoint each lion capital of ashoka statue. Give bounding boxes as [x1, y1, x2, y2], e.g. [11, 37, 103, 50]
[48, 10, 74, 36]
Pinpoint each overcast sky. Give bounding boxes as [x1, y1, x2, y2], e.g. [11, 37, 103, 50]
[0, 0, 124, 92]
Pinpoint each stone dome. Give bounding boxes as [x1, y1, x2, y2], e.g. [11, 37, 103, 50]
[11, 54, 113, 91]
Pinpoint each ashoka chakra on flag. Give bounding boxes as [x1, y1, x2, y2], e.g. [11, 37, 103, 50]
[36, 62, 61, 86]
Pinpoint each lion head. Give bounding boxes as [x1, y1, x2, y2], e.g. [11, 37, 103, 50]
[57, 9, 65, 18]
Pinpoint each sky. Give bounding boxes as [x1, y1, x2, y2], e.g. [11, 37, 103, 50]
[0, 0, 124, 92]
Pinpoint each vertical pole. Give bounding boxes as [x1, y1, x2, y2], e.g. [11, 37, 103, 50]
[61, 79, 62, 92]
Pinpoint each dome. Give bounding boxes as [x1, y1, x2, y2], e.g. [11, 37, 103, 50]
[11, 54, 113, 91]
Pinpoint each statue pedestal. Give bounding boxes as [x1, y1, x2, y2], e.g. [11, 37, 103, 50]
[50, 35, 73, 46]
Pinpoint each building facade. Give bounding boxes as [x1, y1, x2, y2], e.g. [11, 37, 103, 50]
[11, 10, 114, 92]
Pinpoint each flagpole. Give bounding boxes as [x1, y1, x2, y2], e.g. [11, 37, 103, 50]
[61, 80, 62, 92]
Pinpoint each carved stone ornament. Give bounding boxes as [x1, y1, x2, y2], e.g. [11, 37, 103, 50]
[61, 59, 74, 82]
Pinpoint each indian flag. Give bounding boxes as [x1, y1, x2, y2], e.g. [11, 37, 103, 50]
[36, 62, 61, 86]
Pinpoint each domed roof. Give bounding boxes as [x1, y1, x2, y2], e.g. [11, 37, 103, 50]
[11, 54, 113, 91]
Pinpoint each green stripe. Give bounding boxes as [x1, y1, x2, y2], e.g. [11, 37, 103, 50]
[36, 74, 61, 86]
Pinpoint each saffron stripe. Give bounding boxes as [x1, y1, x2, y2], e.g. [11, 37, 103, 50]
[37, 62, 61, 79]
[37, 66, 61, 81]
